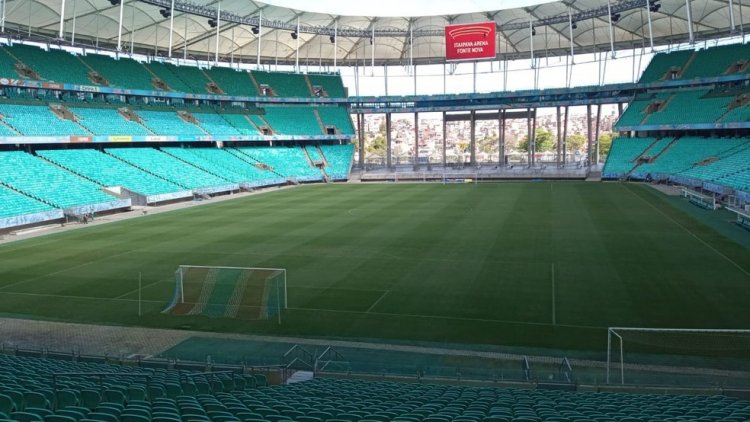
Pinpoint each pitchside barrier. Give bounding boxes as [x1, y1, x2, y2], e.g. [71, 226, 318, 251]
[607, 327, 750, 385]
[162, 265, 287, 323]
[681, 188, 719, 210]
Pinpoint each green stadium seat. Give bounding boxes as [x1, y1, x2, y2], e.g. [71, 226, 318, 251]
[44, 415, 76, 422]
[11, 412, 43, 422]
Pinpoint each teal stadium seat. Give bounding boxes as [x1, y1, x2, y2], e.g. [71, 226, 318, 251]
[0, 151, 114, 209]
[105, 147, 230, 190]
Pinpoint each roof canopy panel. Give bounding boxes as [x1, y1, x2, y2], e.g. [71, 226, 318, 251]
[1, 0, 745, 66]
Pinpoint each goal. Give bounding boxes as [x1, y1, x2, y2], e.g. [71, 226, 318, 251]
[606, 327, 750, 385]
[162, 265, 287, 323]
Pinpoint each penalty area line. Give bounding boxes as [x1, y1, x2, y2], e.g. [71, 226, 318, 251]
[366, 290, 390, 313]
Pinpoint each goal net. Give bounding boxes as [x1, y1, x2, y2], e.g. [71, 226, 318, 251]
[162, 266, 287, 323]
[607, 327, 750, 386]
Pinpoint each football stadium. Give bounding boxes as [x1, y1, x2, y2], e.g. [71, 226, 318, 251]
[1, 0, 750, 419]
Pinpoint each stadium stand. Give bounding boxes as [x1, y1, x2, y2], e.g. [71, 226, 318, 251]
[0, 151, 114, 209]
[629, 137, 745, 180]
[79, 54, 155, 91]
[220, 113, 261, 135]
[320, 144, 355, 180]
[136, 110, 206, 136]
[106, 147, 230, 190]
[192, 112, 241, 136]
[0, 185, 54, 218]
[143, 62, 195, 93]
[69, 107, 152, 136]
[638, 49, 694, 82]
[261, 107, 322, 135]
[0, 47, 22, 79]
[601, 137, 657, 178]
[161, 147, 284, 186]
[6, 44, 93, 86]
[307, 73, 347, 97]
[237, 146, 323, 182]
[36, 149, 183, 197]
[680, 43, 750, 79]
[204, 67, 258, 97]
[644, 90, 733, 125]
[167, 65, 215, 94]
[251, 70, 311, 97]
[0, 104, 85, 136]
[0, 354, 747, 422]
[317, 106, 355, 135]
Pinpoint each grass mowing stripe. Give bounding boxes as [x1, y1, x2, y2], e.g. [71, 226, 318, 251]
[0, 182, 747, 351]
[623, 183, 750, 279]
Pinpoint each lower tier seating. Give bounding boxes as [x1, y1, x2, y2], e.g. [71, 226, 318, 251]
[320, 144, 355, 180]
[0, 151, 114, 209]
[160, 147, 281, 185]
[37, 149, 183, 197]
[604, 136, 750, 193]
[70, 107, 151, 136]
[0, 353, 747, 422]
[237, 147, 322, 181]
[0, 185, 54, 218]
[105, 148, 229, 190]
[0, 104, 85, 137]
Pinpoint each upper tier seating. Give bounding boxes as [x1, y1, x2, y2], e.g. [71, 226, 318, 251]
[237, 146, 322, 181]
[252, 70, 311, 97]
[308, 73, 347, 97]
[143, 62, 195, 93]
[262, 106, 321, 135]
[1, 43, 351, 98]
[681, 43, 750, 79]
[320, 144, 355, 180]
[167, 65, 213, 94]
[204, 67, 258, 97]
[161, 147, 281, 185]
[0, 48, 22, 79]
[0, 120, 17, 136]
[70, 107, 152, 136]
[631, 137, 744, 179]
[317, 106, 355, 134]
[192, 112, 241, 136]
[7, 44, 93, 86]
[638, 50, 694, 82]
[0, 151, 113, 208]
[0, 104, 85, 136]
[0, 185, 54, 218]
[106, 147, 229, 189]
[136, 110, 206, 136]
[37, 149, 183, 196]
[80, 54, 155, 91]
[601, 137, 656, 178]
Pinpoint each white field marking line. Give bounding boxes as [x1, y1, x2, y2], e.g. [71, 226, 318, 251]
[624, 184, 750, 279]
[286, 305, 603, 330]
[290, 285, 389, 293]
[551, 263, 556, 326]
[114, 277, 172, 299]
[366, 290, 391, 313]
[0, 290, 164, 304]
[0, 248, 142, 292]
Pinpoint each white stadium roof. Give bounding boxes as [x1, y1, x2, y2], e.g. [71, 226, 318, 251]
[1, 0, 746, 65]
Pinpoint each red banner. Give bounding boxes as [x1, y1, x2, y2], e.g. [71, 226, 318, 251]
[445, 22, 496, 61]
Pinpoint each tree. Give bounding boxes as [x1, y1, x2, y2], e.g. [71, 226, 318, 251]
[518, 128, 555, 153]
[598, 132, 616, 157]
[566, 133, 586, 153]
[366, 135, 386, 155]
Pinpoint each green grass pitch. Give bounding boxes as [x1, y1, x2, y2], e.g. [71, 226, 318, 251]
[0, 182, 748, 353]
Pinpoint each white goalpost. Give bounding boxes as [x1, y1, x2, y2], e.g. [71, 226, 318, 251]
[606, 327, 750, 385]
[163, 265, 287, 323]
